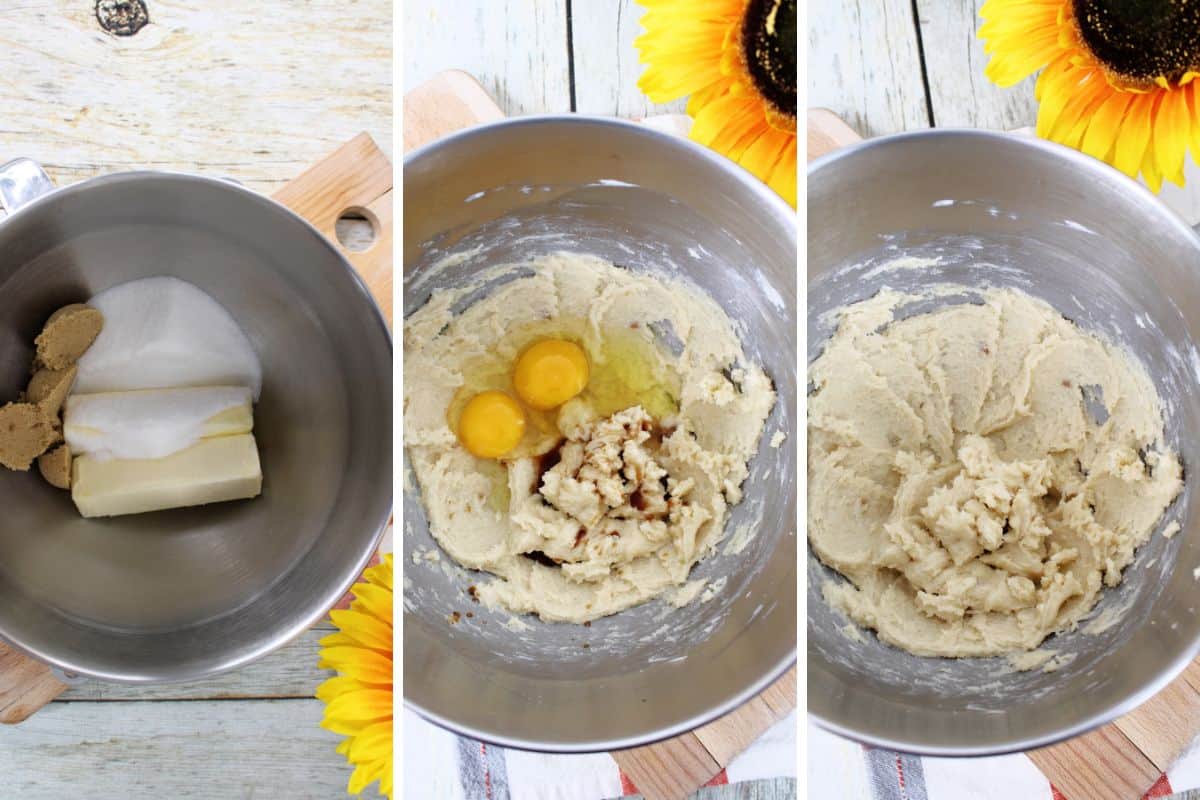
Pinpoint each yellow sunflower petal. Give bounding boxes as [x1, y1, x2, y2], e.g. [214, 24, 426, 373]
[325, 688, 392, 722]
[979, 0, 1065, 86]
[1034, 54, 1081, 135]
[635, 9, 736, 103]
[635, 0, 794, 207]
[316, 675, 371, 703]
[985, 0, 1200, 193]
[739, 127, 792, 189]
[323, 716, 376, 738]
[691, 94, 764, 160]
[380, 758, 394, 798]
[322, 702, 391, 737]
[984, 37, 1063, 87]
[361, 555, 393, 592]
[1137, 97, 1166, 193]
[348, 720, 392, 764]
[639, 64, 727, 102]
[769, 139, 798, 207]
[329, 609, 392, 651]
[350, 583, 394, 625]
[316, 552, 393, 798]
[1142, 133, 1164, 193]
[1080, 90, 1134, 162]
[1153, 87, 1191, 187]
[1113, 92, 1156, 178]
[319, 646, 393, 686]
[1139, 93, 1167, 192]
[689, 89, 796, 210]
[318, 631, 375, 652]
[738, 125, 788, 169]
[685, 76, 734, 116]
[347, 758, 386, 796]
[1050, 75, 1110, 150]
[1189, 82, 1200, 164]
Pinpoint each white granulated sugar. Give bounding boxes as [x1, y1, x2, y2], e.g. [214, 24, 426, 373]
[75, 277, 262, 399]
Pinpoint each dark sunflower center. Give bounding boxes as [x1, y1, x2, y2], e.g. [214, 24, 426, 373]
[741, 0, 796, 118]
[1073, 0, 1200, 84]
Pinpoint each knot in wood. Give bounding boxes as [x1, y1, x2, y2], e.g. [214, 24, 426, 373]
[96, 0, 149, 37]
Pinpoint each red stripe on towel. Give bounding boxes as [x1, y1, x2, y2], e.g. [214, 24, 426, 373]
[480, 743, 492, 799]
[1143, 773, 1172, 798]
[619, 771, 639, 796]
[705, 769, 729, 786]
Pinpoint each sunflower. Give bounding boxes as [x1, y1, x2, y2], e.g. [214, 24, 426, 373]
[635, 0, 797, 207]
[317, 553, 394, 798]
[979, 0, 1200, 192]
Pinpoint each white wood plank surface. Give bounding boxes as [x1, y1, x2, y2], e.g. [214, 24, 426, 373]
[915, 0, 1038, 129]
[403, 0, 571, 115]
[0, 699, 383, 800]
[0, 0, 392, 195]
[815, 0, 1200, 224]
[571, 0, 687, 118]
[806, 0, 930, 137]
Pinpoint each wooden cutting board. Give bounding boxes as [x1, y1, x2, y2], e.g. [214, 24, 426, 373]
[808, 107, 1197, 800]
[0, 132, 393, 726]
[405, 70, 798, 800]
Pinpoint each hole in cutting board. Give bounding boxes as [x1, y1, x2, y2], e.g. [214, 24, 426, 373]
[335, 207, 377, 252]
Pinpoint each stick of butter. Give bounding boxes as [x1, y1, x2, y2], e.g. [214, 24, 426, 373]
[64, 386, 253, 461]
[72, 434, 262, 518]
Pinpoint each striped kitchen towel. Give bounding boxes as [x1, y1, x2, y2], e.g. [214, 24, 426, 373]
[807, 719, 1199, 799]
[403, 707, 796, 800]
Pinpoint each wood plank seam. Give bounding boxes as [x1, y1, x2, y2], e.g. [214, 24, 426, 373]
[565, 0, 578, 111]
[907, 0, 937, 126]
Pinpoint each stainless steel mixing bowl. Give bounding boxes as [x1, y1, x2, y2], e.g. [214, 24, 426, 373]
[404, 116, 796, 751]
[0, 160, 392, 682]
[809, 129, 1200, 754]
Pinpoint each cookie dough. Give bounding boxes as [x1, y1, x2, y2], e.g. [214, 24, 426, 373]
[809, 287, 1182, 657]
[35, 304, 103, 369]
[405, 253, 775, 623]
[37, 444, 71, 489]
[0, 403, 61, 471]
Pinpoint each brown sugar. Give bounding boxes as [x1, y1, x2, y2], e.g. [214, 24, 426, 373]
[35, 304, 103, 370]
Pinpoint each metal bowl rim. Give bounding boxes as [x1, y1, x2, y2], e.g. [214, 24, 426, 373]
[403, 652, 797, 753]
[402, 113, 797, 231]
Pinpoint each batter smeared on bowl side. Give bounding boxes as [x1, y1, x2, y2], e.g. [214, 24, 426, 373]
[404, 252, 775, 623]
[808, 286, 1182, 658]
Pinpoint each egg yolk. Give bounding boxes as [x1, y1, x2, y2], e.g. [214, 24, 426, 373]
[457, 390, 526, 458]
[513, 339, 590, 410]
